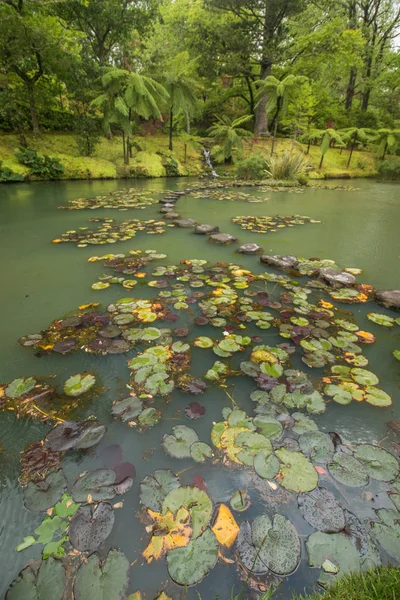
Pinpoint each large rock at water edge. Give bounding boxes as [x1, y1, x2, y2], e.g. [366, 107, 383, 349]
[173, 218, 198, 228]
[260, 255, 298, 270]
[319, 268, 356, 287]
[194, 224, 220, 235]
[237, 243, 263, 255]
[375, 290, 400, 311]
[209, 233, 237, 245]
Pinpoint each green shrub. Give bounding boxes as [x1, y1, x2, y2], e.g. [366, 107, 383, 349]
[74, 116, 101, 157]
[163, 156, 180, 176]
[235, 153, 268, 180]
[15, 147, 64, 178]
[0, 161, 24, 182]
[266, 152, 309, 181]
[378, 159, 400, 180]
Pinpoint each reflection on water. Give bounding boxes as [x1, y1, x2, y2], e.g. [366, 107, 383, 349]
[0, 177, 399, 599]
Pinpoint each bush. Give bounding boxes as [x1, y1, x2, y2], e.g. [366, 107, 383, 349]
[74, 116, 101, 157]
[236, 154, 268, 180]
[378, 159, 400, 180]
[162, 156, 180, 176]
[266, 152, 309, 181]
[15, 147, 64, 179]
[0, 161, 24, 183]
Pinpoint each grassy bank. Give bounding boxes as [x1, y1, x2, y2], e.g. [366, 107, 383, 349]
[0, 131, 380, 182]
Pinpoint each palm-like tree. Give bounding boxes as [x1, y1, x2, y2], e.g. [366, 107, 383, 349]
[308, 129, 345, 169]
[208, 115, 253, 163]
[93, 68, 169, 164]
[180, 132, 203, 163]
[339, 127, 377, 168]
[256, 75, 308, 155]
[374, 129, 400, 160]
[163, 52, 198, 152]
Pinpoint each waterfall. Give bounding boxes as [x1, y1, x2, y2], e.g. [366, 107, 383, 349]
[203, 148, 218, 177]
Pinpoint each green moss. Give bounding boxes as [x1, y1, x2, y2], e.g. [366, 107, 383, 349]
[292, 567, 400, 600]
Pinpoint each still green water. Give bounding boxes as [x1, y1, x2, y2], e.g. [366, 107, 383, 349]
[0, 178, 399, 599]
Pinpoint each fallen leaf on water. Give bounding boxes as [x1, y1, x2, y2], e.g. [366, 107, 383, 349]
[142, 508, 192, 562]
[315, 466, 327, 475]
[212, 504, 239, 548]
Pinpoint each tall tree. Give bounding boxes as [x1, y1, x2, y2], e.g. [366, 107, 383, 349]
[208, 114, 252, 162]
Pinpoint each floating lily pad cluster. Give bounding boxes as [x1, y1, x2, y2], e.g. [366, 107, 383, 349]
[52, 217, 169, 247]
[89, 249, 167, 290]
[59, 188, 158, 211]
[232, 214, 320, 234]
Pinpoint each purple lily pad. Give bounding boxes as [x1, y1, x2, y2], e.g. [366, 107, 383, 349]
[174, 327, 190, 337]
[113, 462, 136, 484]
[256, 374, 279, 391]
[99, 444, 123, 467]
[81, 312, 109, 325]
[163, 312, 178, 322]
[61, 316, 82, 327]
[185, 402, 206, 419]
[53, 340, 77, 354]
[195, 316, 209, 326]
[106, 340, 130, 354]
[187, 379, 208, 395]
[87, 338, 112, 352]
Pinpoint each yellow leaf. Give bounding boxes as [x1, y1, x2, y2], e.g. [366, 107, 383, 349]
[127, 593, 143, 600]
[142, 507, 192, 563]
[211, 504, 239, 548]
[79, 302, 100, 310]
[154, 593, 172, 600]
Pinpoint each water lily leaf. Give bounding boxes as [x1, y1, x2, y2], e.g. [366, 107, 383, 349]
[138, 407, 161, 426]
[235, 431, 272, 466]
[141, 327, 162, 341]
[190, 442, 213, 463]
[250, 390, 270, 404]
[367, 313, 394, 327]
[299, 431, 334, 462]
[7, 557, 66, 600]
[171, 341, 190, 353]
[6, 377, 36, 398]
[353, 445, 399, 481]
[230, 490, 251, 512]
[162, 426, 199, 459]
[128, 354, 158, 370]
[393, 350, 400, 361]
[253, 416, 283, 440]
[145, 373, 174, 396]
[167, 529, 218, 586]
[74, 549, 130, 600]
[252, 514, 301, 575]
[24, 470, 67, 512]
[143, 507, 192, 562]
[371, 521, 400, 560]
[328, 452, 369, 487]
[139, 470, 180, 512]
[185, 402, 206, 419]
[298, 488, 345, 532]
[72, 469, 133, 502]
[259, 362, 283, 378]
[254, 451, 280, 479]
[306, 531, 360, 574]
[350, 368, 379, 386]
[364, 386, 392, 407]
[194, 337, 214, 349]
[69, 502, 114, 551]
[324, 384, 353, 405]
[275, 449, 318, 492]
[63, 373, 96, 397]
[236, 521, 268, 574]
[111, 396, 143, 421]
[162, 486, 212, 539]
[218, 338, 241, 353]
[211, 504, 239, 548]
[292, 412, 319, 435]
[45, 420, 106, 452]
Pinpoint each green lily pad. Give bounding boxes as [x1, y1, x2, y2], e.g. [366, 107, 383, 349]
[72, 468, 132, 502]
[367, 313, 395, 327]
[324, 384, 353, 405]
[328, 452, 369, 487]
[171, 341, 190, 353]
[167, 528, 218, 586]
[235, 431, 272, 466]
[252, 513, 301, 575]
[7, 557, 66, 600]
[69, 502, 114, 552]
[141, 327, 162, 341]
[350, 368, 379, 386]
[292, 413, 319, 435]
[5, 377, 36, 398]
[194, 337, 214, 349]
[254, 451, 280, 479]
[298, 488, 345, 532]
[162, 426, 199, 459]
[393, 350, 400, 361]
[139, 470, 180, 512]
[138, 407, 161, 427]
[24, 470, 67, 512]
[63, 373, 96, 397]
[364, 386, 392, 407]
[371, 521, 400, 561]
[190, 442, 213, 463]
[306, 531, 360, 574]
[74, 549, 130, 600]
[354, 445, 399, 482]
[162, 486, 212, 539]
[111, 396, 143, 421]
[275, 449, 318, 492]
[230, 490, 251, 512]
[299, 431, 335, 463]
[218, 338, 241, 353]
[236, 521, 269, 574]
[253, 416, 283, 440]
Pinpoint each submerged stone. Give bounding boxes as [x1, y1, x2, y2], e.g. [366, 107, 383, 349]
[194, 224, 220, 235]
[237, 243, 263, 255]
[173, 219, 198, 228]
[208, 233, 237, 245]
[260, 255, 298, 269]
[375, 289, 400, 311]
[319, 268, 356, 287]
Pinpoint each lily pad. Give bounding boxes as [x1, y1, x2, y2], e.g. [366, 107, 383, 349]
[306, 531, 360, 574]
[6, 377, 36, 398]
[328, 452, 369, 487]
[298, 488, 345, 532]
[185, 402, 206, 419]
[162, 486, 212, 539]
[350, 368, 379, 386]
[371, 521, 400, 561]
[190, 442, 213, 463]
[138, 407, 161, 427]
[194, 337, 214, 348]
[275, 449, 318, 492]
[111, 396, 143, 422]
[7, 557, 66, 600]
[162, 426, 199, 459]
[63, 373, 96, 397]
[252, 513, 301, 575]
[365, 386, 392, 407]
[367, 313, 395, 327]
[167, 528, 218, 586]
[254, 451, 280, 479]
[236, 521, 268, 574]
[299, 431, 335, 463]
[72, 469, 133, 502]
[354, 445, 399, 482]
[74, 549, 130, 600]
[139, 470, 180, 512]
[69, 502, 114, 551]
[45, 420, 106, 452]
[230, 490, 251, 512]
[23, 470, 67, 512]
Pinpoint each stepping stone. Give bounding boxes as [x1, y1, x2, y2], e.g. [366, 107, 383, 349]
[194, 224, 220, 235]
[164, 212, 181, 220]
[260, 255, 298, 270]
[375, 289, 400, 311]
[160, 205, 175, 213]
[237, 243, 263, 255]
[173, 218, 198, 228]
[209, 233, 237, 245]
[159, 197, 177, 204]
[319, 268, 356, 287]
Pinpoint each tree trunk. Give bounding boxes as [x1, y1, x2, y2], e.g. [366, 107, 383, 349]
[254, 61, 272, 135]
[169, 107, 173, 151]
[307, 140, 311, 154]
[271, 117, 278, 156]
[185, 110, 191, 134]
[122, 130, 128, 165]
[26, 80, 40, 134]
[319, 154, 324, 169]
[382, 141, 388, 160]
[345, 68, 357, 110]
[347, 133, 357, 168]
[245, 76, 255, 117]
[184, 143, 187, 163]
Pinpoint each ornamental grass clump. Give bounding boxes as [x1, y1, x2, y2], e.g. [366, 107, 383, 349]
[265, 151, 309, 181]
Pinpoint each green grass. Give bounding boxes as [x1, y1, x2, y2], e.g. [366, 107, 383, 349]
[292, 567, 400, 600]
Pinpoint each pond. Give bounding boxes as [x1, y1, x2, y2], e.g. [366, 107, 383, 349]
[0, 177, 399, 600]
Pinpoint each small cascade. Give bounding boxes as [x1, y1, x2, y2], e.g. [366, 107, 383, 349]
[203, 148, 218, 177]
